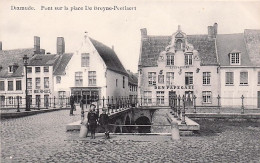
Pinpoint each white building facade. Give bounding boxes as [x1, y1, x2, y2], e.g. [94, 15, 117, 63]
[54, 34, 129, 105]
[138, 26, 220, 107]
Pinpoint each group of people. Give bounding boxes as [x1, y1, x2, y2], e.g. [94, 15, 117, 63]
[86, 104, 110, 139]
[70, 95, 110, 139]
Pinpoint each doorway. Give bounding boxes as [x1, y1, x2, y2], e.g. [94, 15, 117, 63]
[169, 91, 176, 106]
[185, 91, 193, 107]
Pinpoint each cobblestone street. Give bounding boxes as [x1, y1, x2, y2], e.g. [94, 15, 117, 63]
[1, 108, 260, 163]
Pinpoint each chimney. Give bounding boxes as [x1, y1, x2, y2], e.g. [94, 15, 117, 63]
[140, 28, 147, 37]
[57, 37, 65, 54]
[208, 23, 218, 39]
[34, 36, 40, 54]
[208, 26, 214, 39]
[0, 41, 2, 50]
[213, 22, 218, 36]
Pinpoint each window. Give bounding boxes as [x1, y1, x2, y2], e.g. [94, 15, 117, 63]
[202, 91, 212, 103]
[158, 75, 164, 84]
[185, 53, 193, 65]
[203, 72, 211, 85]
[36, 95, 41, 106]
[8, 96, 13, 104]
[258, 72, 260, 85]
[123, 76, 125, 88]
[0, 81, 4, 91]
[27, 67, 32, 73]
[58, 91, 66, 105]
[166, 54, 174, 65]
[240, 72, 248, 85]
[35, 67, 41, 73]
[44, 77, 49, 88]
[156, 91, 164, 104]
[88, 71, 96, 86]
[17, 96, 22, 104]
[185, 72, 193, 85]
[176, 39, 183, 50]
[81, 53, 90, 67]
[8, 66, 13, 73]
[75, 72, 83, 86]
[36, 77, 41, 89]
[44, 67, 49, 72]
[225, 72, 234, 85]
[230, 53, 240, 65]
[8, 81, 13, 91]
[28, 78, 32, 89]
[148, 72, 156, 85]
[166, 72, 174, 85]
[144, 91, 152, 104]
[16, 80, 22, 90]
[56, 76, 61, 84]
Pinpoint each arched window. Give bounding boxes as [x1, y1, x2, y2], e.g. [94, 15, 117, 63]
[176, 39, 183, 50]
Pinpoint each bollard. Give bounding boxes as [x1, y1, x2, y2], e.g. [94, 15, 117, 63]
[174, 95, 178, 118]
[111, 96, 114, 113]
[54, 96, 56, 108]
[171, 121, 180, 140]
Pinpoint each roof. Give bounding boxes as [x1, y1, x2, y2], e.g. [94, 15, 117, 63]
[29, 53, 73, 75]
[53, 53, 73, 75]
[90, 38, 128, 76]
[216, 33, 252, 66]
[0, 48, 35, 78]
[139, 35, 218, 67]
[29, 54, 59, 66]
[244, 29, 260, 66]
[127, 71, 138, 85]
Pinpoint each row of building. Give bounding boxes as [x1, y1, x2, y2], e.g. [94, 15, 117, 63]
[0, 34, 138, 108]
[1, 23, 260, 109]
[138, 23, 260, 108]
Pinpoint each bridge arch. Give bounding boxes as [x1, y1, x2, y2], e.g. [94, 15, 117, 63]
[135, 116, 151, 133]
[122, 115, 131, 133]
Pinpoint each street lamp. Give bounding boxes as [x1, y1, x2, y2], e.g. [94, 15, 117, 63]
[23, 54, 30, 111]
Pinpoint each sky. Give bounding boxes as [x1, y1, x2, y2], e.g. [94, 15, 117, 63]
[0, 0, 260, 73]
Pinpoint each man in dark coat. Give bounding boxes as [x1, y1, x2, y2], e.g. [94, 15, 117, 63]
[69, 95, 75, 116]
[87, 104, 98, 139]
[99, 109, 110, 139]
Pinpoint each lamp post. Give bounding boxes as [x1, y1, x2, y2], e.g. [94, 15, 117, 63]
[23, 54, 30, 111]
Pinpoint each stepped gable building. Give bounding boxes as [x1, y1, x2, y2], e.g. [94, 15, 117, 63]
[0, 37, 45, 108]
[217, 29, 260, 108]
[138, 24, 220, 107]
[55, 33, 129, 104]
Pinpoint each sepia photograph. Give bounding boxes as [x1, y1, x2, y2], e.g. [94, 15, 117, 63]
[0, 0, 260, 162]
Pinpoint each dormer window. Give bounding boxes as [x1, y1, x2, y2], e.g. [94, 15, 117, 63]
[185, 53, 193, 65]
[175, 39, 183, 50]
[8, 66, 13, 73]
[230, 53, 240, 65]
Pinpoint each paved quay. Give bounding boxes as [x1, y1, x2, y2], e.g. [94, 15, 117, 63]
[1, 108, 260, 162]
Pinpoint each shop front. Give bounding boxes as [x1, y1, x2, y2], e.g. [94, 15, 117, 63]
[71, 87, 100, 104]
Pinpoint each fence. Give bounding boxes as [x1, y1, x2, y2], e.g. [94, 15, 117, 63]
[0, 94, 259, 113]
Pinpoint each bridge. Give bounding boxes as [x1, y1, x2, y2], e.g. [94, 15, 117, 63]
[66, 95, 200, 134]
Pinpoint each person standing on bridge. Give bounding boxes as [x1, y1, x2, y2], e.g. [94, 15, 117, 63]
[69, 95, 75, 116]
[87, 104, 98, 139]
[99, 109, 110, 139]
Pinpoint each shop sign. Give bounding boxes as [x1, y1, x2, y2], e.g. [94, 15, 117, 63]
[34, 89, 50, 93]
[168, 66, 190, 69]
[154, 85, 194, 90]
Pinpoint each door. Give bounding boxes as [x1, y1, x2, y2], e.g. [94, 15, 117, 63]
[169, 91, 176, 106]
[185, 91, 193, 107]
[257, 91, 260, 108]
[36, 95, 41, 107]
[44, 95, 49, 107]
